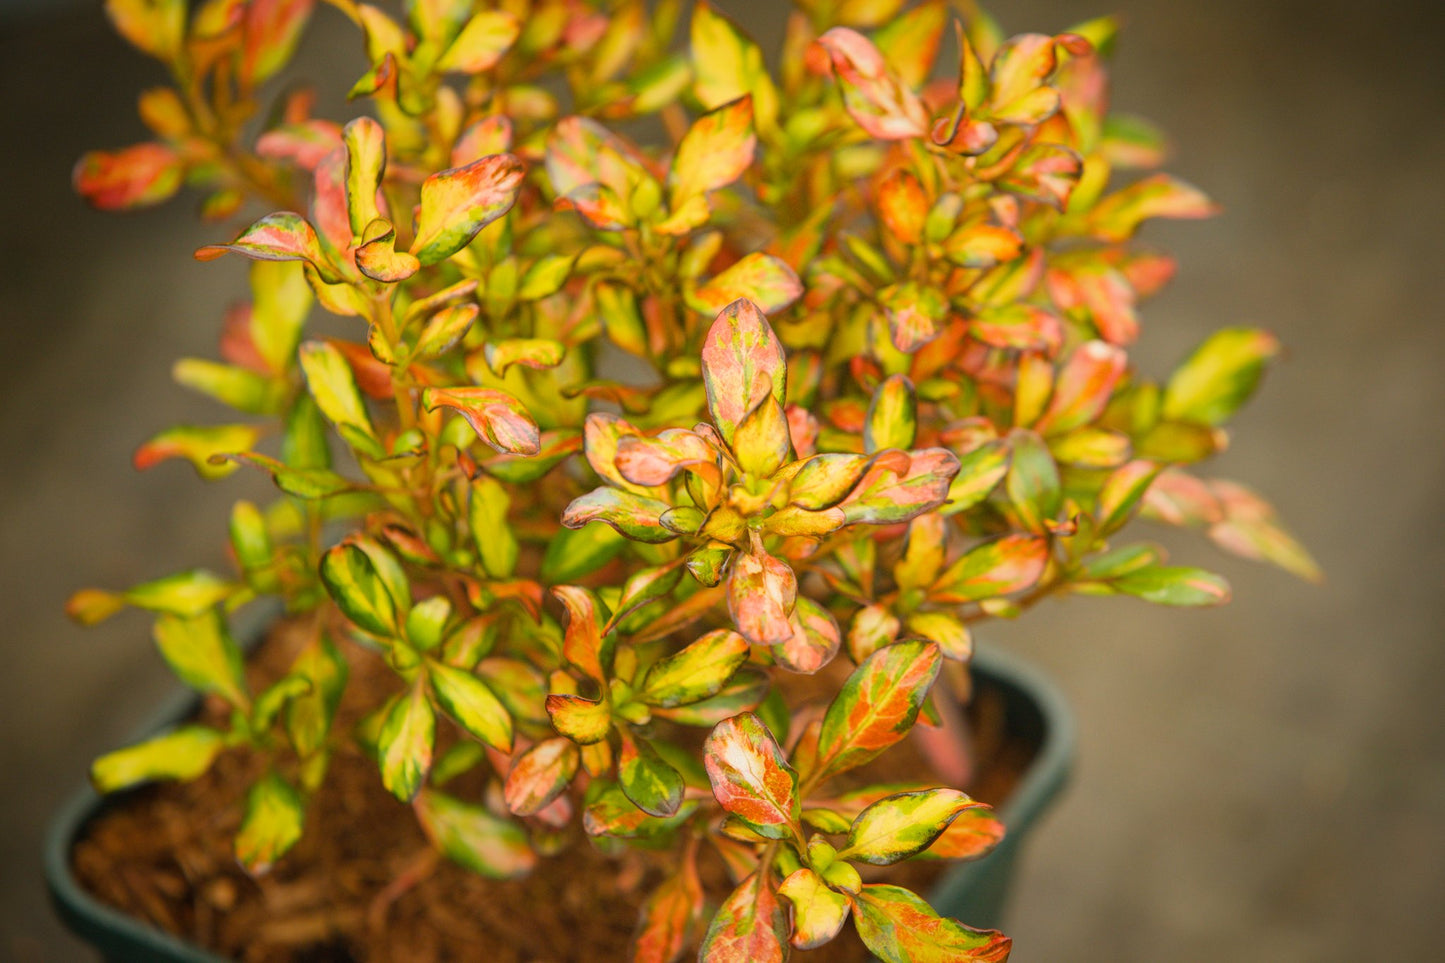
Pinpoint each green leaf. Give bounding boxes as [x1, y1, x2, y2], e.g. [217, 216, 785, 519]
[319, 537, 409, 637]
[91, 726, 225, 793]
[1162, 328, 1280, 427]
[120, 569, 236, 618]
[503, 737, 579, 816]
[652, 666, 768, 726]
[428, 661, 513, 751]
[698, 871, 788, 963]
[172, 359, 281, 414]
[700, 298, 787, 446]
[378, 684, 435, 801]
[1005, 428, 1061, 532]
[298, 341, 382, 458]
[669, 95, 755, 209]
[853, 884, 1012, 962]
[840, 788, 979, 865]
[561, 488, 677, 544]
[865, 375, 917, 454]
[342, 117, 386, 236]
[582, 780, 699, 839]
[540, 522, 626, 583]
[702, 712, 798, 839]
[152, 610, 248, 708]
[221, 452, 354, 499]
[284, 635, 348, 758]
[1109, 565, 1231, 606]
[235, 772, 305, 875]
[409, 154, 525, 265]
[815, 641, 941, 781]
[414, 789, 536, 878]
[436, 10, 520, 72]
[469, 476, 518, 579]
[618, 731, 685, 817]
[639, 628, 750, 707]
[839, 449, 960, 526]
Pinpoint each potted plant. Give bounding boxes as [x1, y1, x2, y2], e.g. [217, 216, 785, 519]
[49, 0, 1319, 960]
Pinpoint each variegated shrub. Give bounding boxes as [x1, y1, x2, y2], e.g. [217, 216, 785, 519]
[71, 0, 1317, 960]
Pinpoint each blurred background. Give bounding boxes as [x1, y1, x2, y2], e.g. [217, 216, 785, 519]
[2, 0, 1442, 960]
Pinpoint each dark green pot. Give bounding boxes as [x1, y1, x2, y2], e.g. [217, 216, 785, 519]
[46, 642, 1073, 962]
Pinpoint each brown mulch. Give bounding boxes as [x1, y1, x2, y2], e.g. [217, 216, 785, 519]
[72, 621, 1037, 962]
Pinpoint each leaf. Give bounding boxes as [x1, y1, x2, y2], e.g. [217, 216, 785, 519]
[1162, 328, 1280, 427]
[839, 448, 960, 525]
[236, 773, 305, 875]
[106, 569, 236, 620]
[839, 789, 979, 865]
[133, 425, 263, 480]
[879, 282, 945, 353]
[220, 451, 354, 499]
[91, 726, 225, 793]
[698, 871, 788, 963]
[104, 0, 184, 60]
[540, 523, 626, 583]
[422, 386, 540, 455]
[298, 341, 381, 457]
[483, 338, 565, 376]
[284, 635, 348, 758]
[469, 475, 517, 579]
[1005, 429, 1061, 533]
[778, 868, 850, 949]
[728, 549, 798, 647]
[691, 1, 779, 135]
[619, 731, 686, 817]
[504, 737, 580, 815]
[865, 375, 917, 454]
[196, 213, 343, 284]
[615, 428, 717, 486]
[787, 453, 871, 510]
[409, 154, 526, 265]
[342, 117, 386, 236]
[816, 28, 929, 140]
[701, 299, 787, 445]
[639, 629, 750, 707]
[1109, 565, 1231, 606]
[932, 534, 1049, 604]
[1096, 460, 1164, 535]
[414, 789, 536, 878]
[1089, 173, 1219, 242]
[1036, 340, 1127, 435]
[920, 805, 1006, 861]
[436, 10, 519, 72]
[428, 661, 513, 751]
[378, 684, 435, 802]
[693, 253, 803, 316]
[653, 666, 769, 726]
[732, 396, 792, 479]
[670, 95, 755, 208]
[583, 780, 699, 838]
[853, 884, 1012, 962]
[815, 641, 941, 780]
[152, 610, 248, 707]
[1207, 480, 1322, 582]
[319, 537, 408, 637]
[561, 488, 677, 543]
[552, 585, 608, 682]
[354, 218, 420, 283]
[171, 358, 280, 414]
[632, 858, 704, 963]
[876, 169, 927, 244]
[703, 713, 798, 838]
[546, 694, 612, 745]
[73, 142, 182, 210]
[776, 597, 841, 675]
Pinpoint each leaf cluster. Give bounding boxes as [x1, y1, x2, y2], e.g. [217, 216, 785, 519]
[72, 0, 1318, 959]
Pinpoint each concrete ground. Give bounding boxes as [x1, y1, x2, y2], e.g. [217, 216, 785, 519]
[3, 1, 1442, 960]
